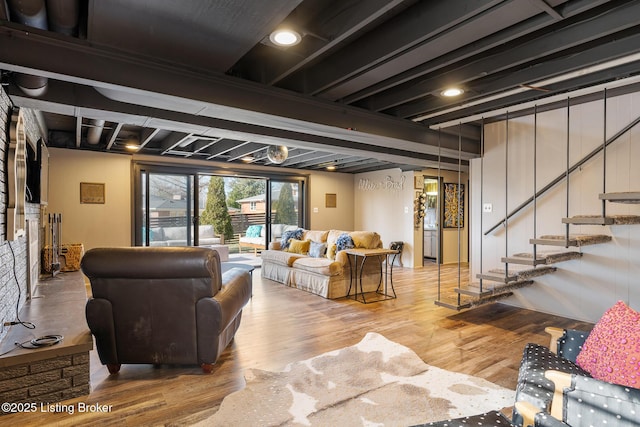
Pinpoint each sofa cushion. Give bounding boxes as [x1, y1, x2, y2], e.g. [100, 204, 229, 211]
[303, 229, 329, 243]
[349, 231, 381, 249]
[291, 257, 343, 276]
[326, 230, 348, 259]
[309, 241, 327, 258]
[287, 239, 311, 255]
[576, 300, 640, 388]
[198, 225, 215, 239]
[271, 223, 284, 238]
[261, 249, 305, 267]
[163, 226, 186, 241]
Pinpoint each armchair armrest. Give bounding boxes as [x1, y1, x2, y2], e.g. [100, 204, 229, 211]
[544, 370, 572, 420]
[514, 401, 543, 427]
[216, 268, 252, 328]
[544, 327, 564, 354]
[540, 369, 640, 427]
[545, 327, 590, 362]
[515, 397, 569, 427]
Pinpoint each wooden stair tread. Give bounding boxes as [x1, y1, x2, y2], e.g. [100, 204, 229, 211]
[502, 251, 582, 265]
[456, 280, 533, 297]
[530, 234, 611, 247]
[562, 216, 614, 225]
[476, 271, 519, 283]
[562, 215, 640, 225]
[477, 266, 556, 282]
[435, 291, 514, 310]
[599, 192, 640, 204]
[434, 298, 472, 311]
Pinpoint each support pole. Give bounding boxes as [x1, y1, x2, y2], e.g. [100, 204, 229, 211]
[505, 112, 509, 278]
[565, 98, 571, 243]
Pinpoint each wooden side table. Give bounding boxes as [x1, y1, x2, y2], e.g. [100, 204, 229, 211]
[343, 248, 399, 303]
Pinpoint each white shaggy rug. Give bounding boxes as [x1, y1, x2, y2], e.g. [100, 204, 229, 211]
[197, 332, 514, 426]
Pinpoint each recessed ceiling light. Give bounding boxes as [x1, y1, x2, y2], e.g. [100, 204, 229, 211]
[125, 143, 140, 151]
[241, 156, 254, 162]
[326, 165, 336, 171]
[441, 87, 464, 97]
[270, 29, 301, 46]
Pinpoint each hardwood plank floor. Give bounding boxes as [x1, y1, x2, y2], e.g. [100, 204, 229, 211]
[4, 263, 593, 426]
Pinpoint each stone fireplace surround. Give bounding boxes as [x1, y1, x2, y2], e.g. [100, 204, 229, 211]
[0, 271, 92, 411]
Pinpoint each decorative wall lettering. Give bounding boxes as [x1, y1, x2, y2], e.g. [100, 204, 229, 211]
[358, 175, 406, 192]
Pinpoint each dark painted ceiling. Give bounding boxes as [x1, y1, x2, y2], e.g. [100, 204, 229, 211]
[1, 0, 640, 173]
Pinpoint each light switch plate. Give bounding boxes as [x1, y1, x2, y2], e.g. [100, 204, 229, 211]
[483, 203, 492, 213]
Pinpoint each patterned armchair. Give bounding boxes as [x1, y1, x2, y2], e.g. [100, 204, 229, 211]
[516, 369, 640, 426]
[510, 327, 592, 425]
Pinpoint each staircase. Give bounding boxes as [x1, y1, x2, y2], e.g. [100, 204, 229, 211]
[436, 191, 640, 310]
[434, 109, 640, 311]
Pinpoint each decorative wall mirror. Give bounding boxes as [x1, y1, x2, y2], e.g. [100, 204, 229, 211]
[7, 107, 27, 240]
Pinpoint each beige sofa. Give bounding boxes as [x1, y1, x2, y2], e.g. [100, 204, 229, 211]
[261, 229, 385, 298]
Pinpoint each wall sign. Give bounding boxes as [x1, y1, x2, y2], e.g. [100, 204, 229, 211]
[358, 175, 405, 192]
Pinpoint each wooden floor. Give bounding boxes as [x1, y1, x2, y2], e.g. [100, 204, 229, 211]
[5, 263, 593, 426]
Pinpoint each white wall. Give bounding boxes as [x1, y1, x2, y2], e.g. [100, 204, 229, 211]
[353, 169, 416, 267]
[352, 168, 469, 269]
[47, 148, 132, 251]
[471, 92, 640, 322]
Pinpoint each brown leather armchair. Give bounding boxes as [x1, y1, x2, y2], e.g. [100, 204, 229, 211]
[82, 246, 252, 374]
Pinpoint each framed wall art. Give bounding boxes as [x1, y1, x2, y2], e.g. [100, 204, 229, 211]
[325, 193, 337, 208]
[80, 182, 105, 204]
[443, 183, 464, 228]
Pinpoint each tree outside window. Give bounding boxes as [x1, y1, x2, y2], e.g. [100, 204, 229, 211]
[200, 176, 234, 241]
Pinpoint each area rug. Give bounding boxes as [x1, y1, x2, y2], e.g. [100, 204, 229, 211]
[196, 332, 514, 426]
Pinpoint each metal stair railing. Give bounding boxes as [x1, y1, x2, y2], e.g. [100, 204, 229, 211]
[484, 111, 640, 236]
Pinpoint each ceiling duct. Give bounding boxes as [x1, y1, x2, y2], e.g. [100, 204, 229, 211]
[8, 0, 48, 96]
[86, 119, 105, 145]
[8, 0, 80, 96]
[46, 0, 80, 36]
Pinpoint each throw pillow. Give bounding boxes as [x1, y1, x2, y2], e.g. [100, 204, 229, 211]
[280, 228, 303, 250]
[245, 225, 262, 238]
[349, 231, 381, 249]
[287, 239, 310, 254]
[576, 300, 640, 388]
[309, 241, 327, 258]
[335, 233, 355, 252]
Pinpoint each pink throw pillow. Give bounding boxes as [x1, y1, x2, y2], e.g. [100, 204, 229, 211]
[576, 300, 640, 388]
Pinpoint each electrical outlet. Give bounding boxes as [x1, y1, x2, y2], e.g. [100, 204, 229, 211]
[483, 203, 493, 213]
[404, 206, 409, 214]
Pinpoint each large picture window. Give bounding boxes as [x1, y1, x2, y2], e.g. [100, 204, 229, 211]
[133, 163, 306, 256]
